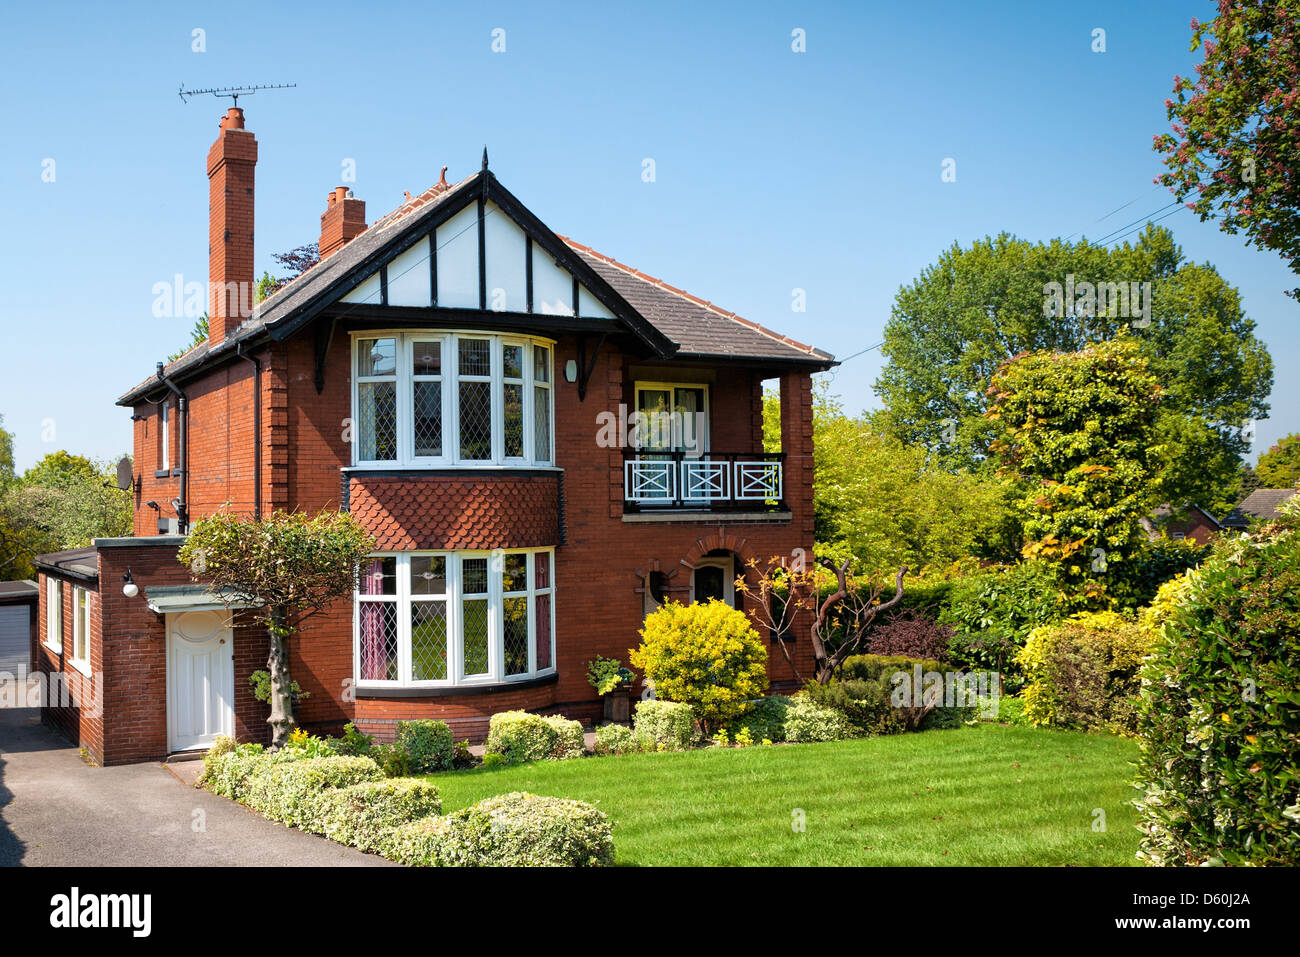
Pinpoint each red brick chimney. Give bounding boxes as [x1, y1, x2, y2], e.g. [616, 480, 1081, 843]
[319, 186, 366, 259]
[206, 107, 257, 346]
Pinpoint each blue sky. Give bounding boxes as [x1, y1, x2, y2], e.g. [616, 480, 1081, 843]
[1, 0, 1294, 473]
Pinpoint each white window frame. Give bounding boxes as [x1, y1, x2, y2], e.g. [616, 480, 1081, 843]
[353, 549, 556, 689]
[44, 577, 62, 653]
[692, 554, 735, 606]
[351, 331, 555, 468]
[159, 401, 170, 471]
[633, 380, 711, 453]
[70, 586, 91, 676]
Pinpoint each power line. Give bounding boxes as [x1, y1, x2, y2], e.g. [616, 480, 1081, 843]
[1063, 185, 1164, 242]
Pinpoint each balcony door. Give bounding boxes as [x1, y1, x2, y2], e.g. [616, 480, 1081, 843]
[630, 383, 710, 504]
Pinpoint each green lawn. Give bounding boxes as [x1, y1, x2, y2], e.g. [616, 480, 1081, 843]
[426, 724, 1142, 866]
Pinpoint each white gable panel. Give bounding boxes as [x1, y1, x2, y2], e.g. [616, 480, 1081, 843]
[531, 243, 574, 316]
[436, 203, 480, 308]
[386, 236, 432, 307]
[340, 270, 382, 304]
[483, 202, 527, 312]
[578, 284, 615, 319]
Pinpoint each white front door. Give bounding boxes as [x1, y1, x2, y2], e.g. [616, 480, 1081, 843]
[167, 610, 235, 752]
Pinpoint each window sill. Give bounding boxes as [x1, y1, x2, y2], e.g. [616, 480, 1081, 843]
[42, 641, 62, 656]
[354, 672, 558, 698]
[344, 465, 562, 475]
[68, 658, 92, 678]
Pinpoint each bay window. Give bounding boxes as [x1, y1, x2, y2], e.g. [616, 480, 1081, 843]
[352, 332, 554, 467]
[356, 549, 556, 687]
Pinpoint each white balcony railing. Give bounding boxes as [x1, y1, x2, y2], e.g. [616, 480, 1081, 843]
[623, 452, 785, 511]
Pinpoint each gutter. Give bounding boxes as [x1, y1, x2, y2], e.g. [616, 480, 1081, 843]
[155, 362, 190, 533]
[236, 341, 263, 519]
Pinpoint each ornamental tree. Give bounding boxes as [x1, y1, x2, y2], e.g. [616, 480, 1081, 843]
[1155, 2, 1300, 297]
[178, 510, 374, 747]
[985, 337, 1165, 606]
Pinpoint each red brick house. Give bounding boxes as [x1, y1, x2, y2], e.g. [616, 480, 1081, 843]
[33, 108, 833, 765]
[1141, 503, 1223, 545]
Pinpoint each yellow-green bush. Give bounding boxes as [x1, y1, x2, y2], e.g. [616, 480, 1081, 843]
[1017, 611, 1153, 733]
[630, 599, 769, 732]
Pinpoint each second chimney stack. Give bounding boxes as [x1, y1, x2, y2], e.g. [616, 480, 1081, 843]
[320, 187, 366, 259]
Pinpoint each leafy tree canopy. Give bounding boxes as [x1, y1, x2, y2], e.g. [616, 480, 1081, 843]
[1255, 432, 1300, 487]
[1155, 1, 1300, 297]
[875, 225, 1272, 515]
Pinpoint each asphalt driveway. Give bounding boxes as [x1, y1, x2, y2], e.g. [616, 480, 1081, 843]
[0, 707, 390, 866]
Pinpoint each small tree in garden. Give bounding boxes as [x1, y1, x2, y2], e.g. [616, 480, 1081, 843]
[986, 337, 1165, 607]
[630, 600, 768, 734]
[178, 510, 374, 748]
[742, 554, 907, 685]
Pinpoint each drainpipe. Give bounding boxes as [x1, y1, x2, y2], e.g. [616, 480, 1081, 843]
[155, 362, 189, 533]
[236, 342, 263, 520]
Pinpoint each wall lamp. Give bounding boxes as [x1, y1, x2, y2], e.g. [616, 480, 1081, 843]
[122, 568, 139, 598]
[563, 359, 578, 383]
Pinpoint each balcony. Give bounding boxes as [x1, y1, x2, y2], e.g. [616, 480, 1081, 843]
[622, 451, 785, 513]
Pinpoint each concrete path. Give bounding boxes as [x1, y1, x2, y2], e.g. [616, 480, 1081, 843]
[0, 708, 391, 866]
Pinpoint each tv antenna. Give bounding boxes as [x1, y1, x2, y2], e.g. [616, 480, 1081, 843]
[178, 82, 297, 107]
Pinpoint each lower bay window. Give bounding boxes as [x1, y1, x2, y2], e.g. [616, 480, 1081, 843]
[355, 549, 555, 688]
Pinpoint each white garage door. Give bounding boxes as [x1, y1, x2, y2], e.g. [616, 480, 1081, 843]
[0, 605, 30, 675]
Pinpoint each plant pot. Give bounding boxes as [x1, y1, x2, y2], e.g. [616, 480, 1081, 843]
[602, 685, 632, 723]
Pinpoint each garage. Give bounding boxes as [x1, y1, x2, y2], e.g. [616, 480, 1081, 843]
[0, 580, 38, 676]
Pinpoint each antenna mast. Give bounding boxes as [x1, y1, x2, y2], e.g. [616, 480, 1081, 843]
[178, 82, 297, 107]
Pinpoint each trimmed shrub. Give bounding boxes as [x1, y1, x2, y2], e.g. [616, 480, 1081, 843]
[592, 723, 645, 757]
[387, 792, 614, 867]
[316, 779, 443, 853]
[485, 711, 585, 763]
[1135, 519, 1300, 866]
[201, 743, 309, 800]
[632, 699, 695, 751]
[394, 719, 455, 773]
[727, 695, 793, 742]
[630, 599, 769, 731]
[783, 694, 855, 742]
[866, 612, 954, 661]
[1017, 612, 1152, 733]
[243, 756, 383, 828]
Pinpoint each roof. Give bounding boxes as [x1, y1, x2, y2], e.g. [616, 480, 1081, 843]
[0, 580, 38, 602]
[119, 167, 833, 404]
[561, 237, 834, 364]
[1149, 503, 1222, 528]
[144, 584, 260, 614]
[1222, 487, 1298, 529]
[33, 547, 99, 583]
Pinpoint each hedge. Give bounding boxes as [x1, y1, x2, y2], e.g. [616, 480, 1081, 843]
[386, 792, 614, 867]
[316, 779, 443, 854]
[632, 699, 695, 751]
[484, 711, 585, 763]
[242, 756, 384, 829]
[1135, 517, 1300, 866]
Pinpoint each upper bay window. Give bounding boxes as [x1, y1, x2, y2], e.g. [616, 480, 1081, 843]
[353, 332, 553, 468]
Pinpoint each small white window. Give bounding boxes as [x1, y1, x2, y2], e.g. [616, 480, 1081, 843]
[70, 586, 91, 675]
[45, 578, 62, 652]
[159, 401, 170, 471]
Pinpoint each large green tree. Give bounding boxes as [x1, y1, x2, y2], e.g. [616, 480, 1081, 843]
[179, 511, 374, 747]
[1256, 432, 1300, 487]
[875, 226, 1272, 514]
[986, 337, 1166, 606]
[1155, 1, 1300, 298]
[0, 451, 132, 579]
